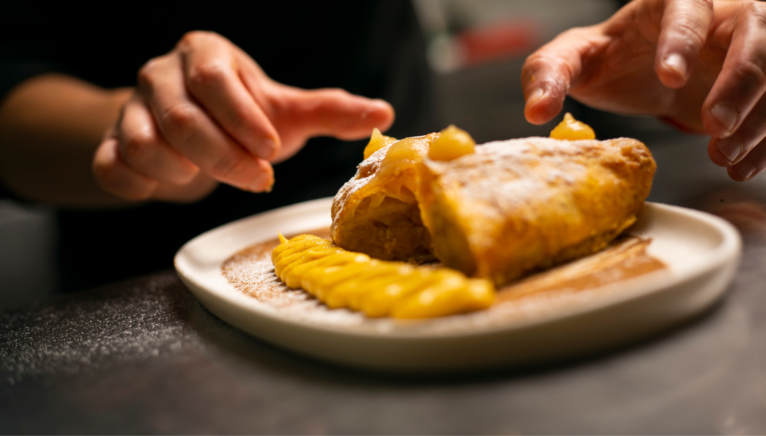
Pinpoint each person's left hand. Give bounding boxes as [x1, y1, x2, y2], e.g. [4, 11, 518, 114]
[93, 31, 394, 203]
[521, 0, 766, 181]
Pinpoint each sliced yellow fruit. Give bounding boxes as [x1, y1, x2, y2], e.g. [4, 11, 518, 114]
[272, 234, 495, 318]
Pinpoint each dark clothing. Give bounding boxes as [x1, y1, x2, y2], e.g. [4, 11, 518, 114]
[0, 1, 433, 291]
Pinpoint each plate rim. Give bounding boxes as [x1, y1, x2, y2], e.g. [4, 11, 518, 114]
[174, 199, 742, 339]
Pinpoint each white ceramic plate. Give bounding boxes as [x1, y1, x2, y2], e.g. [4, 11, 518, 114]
[175, 198, 741, 372]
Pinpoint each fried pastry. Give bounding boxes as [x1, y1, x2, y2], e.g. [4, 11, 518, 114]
[332, 115, 656, 286]
[418, 136, 655, 285]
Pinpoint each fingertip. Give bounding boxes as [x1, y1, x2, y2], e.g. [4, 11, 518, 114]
[371, 98, 394, 114]
[370, 99, 395, 132]
[173, 161, 202, 185]
[357, 98, 394, 134]
[733, 159, 757, 181]
[333, 98, 395, 140]
[247, 160, 274, 193]
[703, 102, 739, 139]
[727, 165, 749, 182]
[708, 138, 734, 167]
[524, 89, 561, 125]
[657, 53, 689, 89]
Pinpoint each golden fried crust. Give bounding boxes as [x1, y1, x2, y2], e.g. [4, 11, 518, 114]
[331, 135, 434, 261]
[418, 137, 656, 285]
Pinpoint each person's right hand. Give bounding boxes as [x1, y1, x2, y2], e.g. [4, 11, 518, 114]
[93, 31, 395, 202]
[521, 0, 766, 181]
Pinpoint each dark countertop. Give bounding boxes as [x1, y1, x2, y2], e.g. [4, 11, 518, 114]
[2, 133, 766, 434]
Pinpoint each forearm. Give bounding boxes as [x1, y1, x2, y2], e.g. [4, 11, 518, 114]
[0, 74, 132, 206]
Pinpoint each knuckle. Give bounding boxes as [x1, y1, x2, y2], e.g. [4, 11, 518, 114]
[549, 26, 591, 46]
[120, 132, 152, 163]
[162, 104, 197, 141]
[559, 27, 586, 39]
[746, 3, 766, 29]
[326, 88, 350, 99]
[743, 2, 762, 18]
[137, 58, 162, 89]
[317, 88, 352, 111]
[671, 21, 706, 48]
[731, 60, 766, 90]
[179, 30, 223, 49]
[180, 30, 206, 46]
[688, 0, 713, 12]
[524, 52, 548, 68]
[523, 53, 575, 89]
[187, 61, 229, 90]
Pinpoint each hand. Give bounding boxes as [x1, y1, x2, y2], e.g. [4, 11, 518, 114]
[521, 0, 766, 181]
[93, 31, 394, 202]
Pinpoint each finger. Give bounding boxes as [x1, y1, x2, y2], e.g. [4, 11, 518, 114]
[93, 136, 158, 200]
[179, 32, 281, 160]
[654, 0, 713, 88]
[708, 137, 732, 168]
[521, 27, 604, 125]
[729, 136, 766, 181]
[138, 54, 273, 192]
[280, 87, 394, 140]
[711, 92, 766, 166]
[117, 96, 200, 184]
[702, 2, 766, 139]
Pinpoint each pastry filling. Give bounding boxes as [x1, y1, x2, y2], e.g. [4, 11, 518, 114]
[339, 194, 432, 262]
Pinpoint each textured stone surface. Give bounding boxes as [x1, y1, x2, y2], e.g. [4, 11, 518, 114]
[2, 136, 766, 434]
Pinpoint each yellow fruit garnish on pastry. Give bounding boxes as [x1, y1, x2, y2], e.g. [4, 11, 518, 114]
[363, 128, 398, 160]
[549, 112, 596, 140]
[272, 234, 495, 318]
[429, 125, 476, 161]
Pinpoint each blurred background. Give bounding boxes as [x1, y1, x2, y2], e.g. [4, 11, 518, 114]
[0, 0, 690, 309]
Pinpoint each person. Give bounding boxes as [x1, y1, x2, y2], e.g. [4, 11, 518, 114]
[0, 1, 431, 291]
[521, 0, 766, 182]
[0, 0, 763, 290]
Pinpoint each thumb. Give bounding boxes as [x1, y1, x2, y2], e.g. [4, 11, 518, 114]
[281, 87, 395, 140]
[521, 27, 602, 125]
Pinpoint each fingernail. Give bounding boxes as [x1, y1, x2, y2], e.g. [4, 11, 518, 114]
[710, 103, 738, 137]
[526, 88, 544, 106]
[734, 161, 756, 180]
[663, 53, 687, 79]
[715, 138, 742, 164]
[255, 138, 277, 160]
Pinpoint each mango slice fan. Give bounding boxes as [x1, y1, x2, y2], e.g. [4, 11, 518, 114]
[272, 234, 495, 319]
